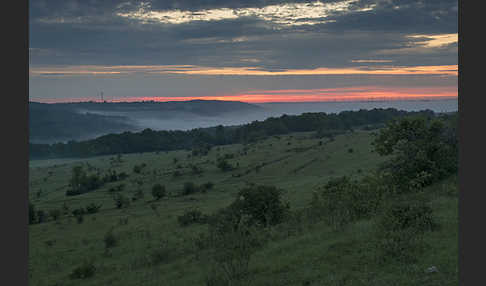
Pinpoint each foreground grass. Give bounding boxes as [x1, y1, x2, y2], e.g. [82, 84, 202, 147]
[28, 130, 457, 285]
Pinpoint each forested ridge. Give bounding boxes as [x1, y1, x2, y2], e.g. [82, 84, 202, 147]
[30, 108, 440, 159]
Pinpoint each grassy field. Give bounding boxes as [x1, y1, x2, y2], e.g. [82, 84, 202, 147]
[28, 129, 458, 286]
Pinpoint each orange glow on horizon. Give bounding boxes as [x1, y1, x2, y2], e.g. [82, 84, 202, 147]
[33, 86, 457, 104]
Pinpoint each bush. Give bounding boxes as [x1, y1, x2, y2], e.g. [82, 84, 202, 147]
[374, 200, 437, 262]
[133, 163, 146, 174]
[67, 166, 104, 196]
[230, 184, 290, 227]
[37, 210, 46, 223]
[62, 202, 70, 215]
[217, 159, 234, 172]
[151, 184, 166, 200]
[49, 209, 61, 221]
[201, 181, 214, 193]
[104, 228, 117, 249]
[108, 184, 125, 193]
[76, 214, 84, 224]
[113, 193, 130, 209]
[72, 207, 86, 217]
[314, 176, 386, 228]
[373, 117, 458, 192]
[178, 209, 208, 226]
[191, 164, 204, 175]
[69, 261, 96, 279]
[85, 203, 102, 214]
[181, 182, 199, 196]
[206, 219, 265, 285]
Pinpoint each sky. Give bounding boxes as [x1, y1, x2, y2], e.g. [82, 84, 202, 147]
[29, 0, 458, 103]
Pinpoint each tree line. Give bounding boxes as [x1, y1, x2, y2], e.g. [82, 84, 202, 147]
[30, 108, 436, 159]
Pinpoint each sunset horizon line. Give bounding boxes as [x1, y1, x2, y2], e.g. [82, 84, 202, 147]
[31, 95, 457, 105]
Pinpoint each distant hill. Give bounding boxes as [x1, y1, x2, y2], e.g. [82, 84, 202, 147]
[49, 100, 261, 116]
[29, 102, 136, 143]
[29, 108, 443, 159]
[29, 100, 262, 143]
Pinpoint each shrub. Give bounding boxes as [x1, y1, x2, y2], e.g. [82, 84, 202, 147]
[62, 202, 70, 215]
[37, 210, 46, 223]
[206, 219, 265, 285]
[178, 209, 207, 226]
[181, 182, 199, 196]
[113, 193, 130, 209]
[217, 159, 234, 172]
[151, 184, 166, 200]
[66, 166, 104, 196]
[72, 207, 86, 217]
[118, 172, 128, 180]
[191, 164, 204, 175]
[49, 209, 61, 221]
[230, 184, 290, 227]
[373, 117, 458, 192]
[315, 176, 386, 228]
[69, 261, 96, 279]
[108, 184, 125, 193]
[76, 214, 84, 224]
[201, 181, 214, 193]
[133, 164, 146, 174]
[104, 228, 117, 249]
[374, 200, 437, 262]
[85, 203, 102, 214]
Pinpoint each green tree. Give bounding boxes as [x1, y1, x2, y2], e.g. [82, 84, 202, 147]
[373, 116, 457, 192]
[230, 184, 290, 227]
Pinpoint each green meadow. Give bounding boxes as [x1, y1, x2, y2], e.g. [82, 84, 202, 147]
[28, 129, 458, 286]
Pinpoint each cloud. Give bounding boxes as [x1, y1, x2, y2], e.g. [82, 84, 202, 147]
[28, 0, 457, 103]
[29, 64, 457, 78]
[406, 33, 458, 48]
[115, 0, 378, 27]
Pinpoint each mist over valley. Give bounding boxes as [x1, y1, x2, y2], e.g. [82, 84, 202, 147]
[29, 98, 458, 144]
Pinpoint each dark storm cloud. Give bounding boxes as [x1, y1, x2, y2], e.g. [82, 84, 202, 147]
[323, 0, 458, 34]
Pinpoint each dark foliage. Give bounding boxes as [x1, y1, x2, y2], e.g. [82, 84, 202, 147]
[69, 261, 96, 279]
[66, 166, 104, 196]
[113, 193, 130, 209]
[181, 182, 199, 196]
[85, 203, 102, 214]
[373, 114, 458, 192]
[151, 183, 166, 200]
[29, 201, 37, 225]
[374, 199, 438, 262]
[217, 159, 234, 172]
[209, 184, 289, 231]
[30, 108, 433, 159]
[104, 228, 117, 249]
[49, 209, 61, 221]
[177, 209, 208, 226]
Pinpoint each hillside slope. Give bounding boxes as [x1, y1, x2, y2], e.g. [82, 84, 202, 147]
[28, 128, 457, 286]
